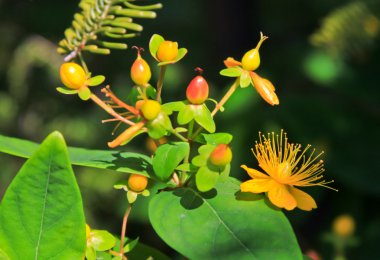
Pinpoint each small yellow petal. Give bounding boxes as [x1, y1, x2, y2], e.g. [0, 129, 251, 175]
[241, 165, 269, 179]
[241, 179, 274, 193]
[267, 183, 297, 210]
[289, 187, 317, 211]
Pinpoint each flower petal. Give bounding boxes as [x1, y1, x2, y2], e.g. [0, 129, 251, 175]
[267, 183, 297, 210]
[224, 57, 242, 68]
[241, 165, 269, 179]
[289, 187, 317, 211]
[241, 179, 274, 193]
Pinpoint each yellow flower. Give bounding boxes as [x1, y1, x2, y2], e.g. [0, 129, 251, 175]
[241, 131, 336, 211]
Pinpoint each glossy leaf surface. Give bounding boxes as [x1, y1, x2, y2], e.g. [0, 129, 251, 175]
[0, 132, 86, 259]
[149, 177, 302, 260]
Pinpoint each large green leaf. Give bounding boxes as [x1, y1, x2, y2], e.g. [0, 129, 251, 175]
[149, 177, 302, 260]
[0, 134, 153, 177]
[0, 132, 86, 259]
[152, 142, 189, 181]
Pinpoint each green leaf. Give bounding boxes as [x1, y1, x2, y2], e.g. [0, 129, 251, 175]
[149, 34, 164, 61]
[114, 9, 157, 19]
[162, 101, 186, 115]
[157, 48, 188, 66]
[220, 67, 242, 77]
[0, 134, 154, 177]
[90, 230, 116, 251]
[196, 166, 220, 192]
[86, 246, 96, 260]
[176, 163, 197, 173]
[87, 75, 106, 86]
[202, 133, 233, 145]
[127, 242, 170, 260]
[0, 132, 86, 259]
[123, 237, 139, 253]
[177, 105, 194, 125]
[240, 70, 252, 88]
[149, 177, 302, 260]
[56, 86, 78, 95]
[193, 104, 216, 133]
[78, 86, 91, 100]
[0, 249, 10, 260]
[147, 112, 173, 139]
[153, 142, 189, 181]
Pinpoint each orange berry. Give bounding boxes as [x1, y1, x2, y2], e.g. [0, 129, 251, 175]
[333, 214, 355, 238]
[128, 174, 148, 192]
[209, 144, 232, 166]
[157, 41, 178, 62]
[186, 68, 209, 105]
[60, 63, 87, 89]
[131, 48, 151, 86]
[140, 100, 161, 121]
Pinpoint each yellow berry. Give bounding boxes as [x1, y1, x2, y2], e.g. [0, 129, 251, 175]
[157, 41, 179, 62]
[333, 214, 355, 238]
[241, 33, 268, 71]
[131, 50, 151, 86]
[209, 144, 233, 166]
[60, 63, 87, 89]
[128, 174, 148, 192]
[140, 100, 161, 121]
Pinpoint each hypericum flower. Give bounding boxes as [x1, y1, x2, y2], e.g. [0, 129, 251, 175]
[240, 131, 336, 211]
[220, 32, 279, 106]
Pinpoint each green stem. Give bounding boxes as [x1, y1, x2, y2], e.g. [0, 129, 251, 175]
[188, 120, 194, 139]
[179, 120, 194, 185]
[77, 52, 89, 75]
[156, 65, 167, 101]
[169, 129, 188, 142]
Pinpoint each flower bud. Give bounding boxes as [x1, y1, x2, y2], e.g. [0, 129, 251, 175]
[333, 214, 355, 238]
[186, 68, 209, 105]
[157, 41, 178, 62]
[108, 121, 145, 148]
[209, 144, 232, 167]
[128, 174, 148, 192]
[131, 47, 151, 86]
[250, 72, 279, 106]
[140, 100, 161, 121]
[241, 32, 268, 71]
[60, 63, 87, 90]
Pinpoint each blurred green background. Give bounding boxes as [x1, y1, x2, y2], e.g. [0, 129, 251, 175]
[0, 0, 379, 259]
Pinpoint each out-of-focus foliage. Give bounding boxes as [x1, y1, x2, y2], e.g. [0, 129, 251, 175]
[310, 1, 380, 59]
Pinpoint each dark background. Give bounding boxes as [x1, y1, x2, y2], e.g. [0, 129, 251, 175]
[0, 0, 379, 259]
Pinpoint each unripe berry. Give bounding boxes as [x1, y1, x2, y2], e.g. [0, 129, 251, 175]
[128, 174, 148, 192]
[241, 33, 268, 71]
[186, 68, 209, 105]
[131, 47, 151, 86]
[157, 41, 178, 62]
[140, 100, 161, 121]
[209, 144, 232, 167]
[60, 63, 87, 90]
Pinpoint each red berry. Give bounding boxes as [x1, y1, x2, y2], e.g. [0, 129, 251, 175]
[186, 69, 209, 105]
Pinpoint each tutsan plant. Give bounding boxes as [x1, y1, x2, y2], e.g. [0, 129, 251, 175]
[0, 1, 337, 259]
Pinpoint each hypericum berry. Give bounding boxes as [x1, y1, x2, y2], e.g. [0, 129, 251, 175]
[241, 32, 268, 71]
[333, 214, 355, 238]
[60, 63, 87, 90]
[157, 41, 178, 62]
[209, 144, 233, 167]
[140, 100, 161, 121]
[131, 47, 151, 86]
[186, 68, 209, 105]
[128, 174, 148, 192]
